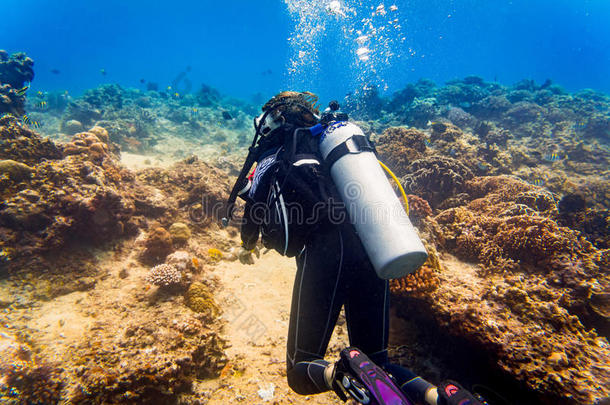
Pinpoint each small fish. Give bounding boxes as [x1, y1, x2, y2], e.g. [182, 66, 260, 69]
[424, 139, 432, 147]
[38, 101, 48, 109]
[50, 68, 61, 74]
[139, 78, 146, 84]
[222, 111, 233, 120]
[100, 68, 106, 76]
[389, 5, 398, 12]
[22, 115, 40, 128]
[174, 92, 180, 98]
[167, 86, 172, 90]
[477, 162, 489, 171]
[544, 152, 564, 162]
[15, 85, 29, 96]
[532, 179, 545, 187]
[37, 91, 44, 96]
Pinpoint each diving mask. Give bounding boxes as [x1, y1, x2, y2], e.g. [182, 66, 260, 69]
[254, 109, 285, 137]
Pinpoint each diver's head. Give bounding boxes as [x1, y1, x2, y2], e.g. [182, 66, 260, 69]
[254, 91, 320, 139]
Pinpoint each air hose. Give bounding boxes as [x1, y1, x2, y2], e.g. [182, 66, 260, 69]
[378, 160, 409, 216]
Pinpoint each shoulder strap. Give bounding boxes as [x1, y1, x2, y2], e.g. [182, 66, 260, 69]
[324, 134, 376, 169]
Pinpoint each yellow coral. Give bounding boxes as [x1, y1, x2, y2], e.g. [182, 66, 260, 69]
[185, 282, 220, 318]
[207, 248, 223, 262]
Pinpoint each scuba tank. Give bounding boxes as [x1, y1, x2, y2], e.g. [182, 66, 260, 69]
[317, 116, 428, 279]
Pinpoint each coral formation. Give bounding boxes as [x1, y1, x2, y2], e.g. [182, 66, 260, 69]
[0, 50, 34, 116]
[146, 263, 182, 287]
[390, 244, 442, 298]
[169, 221, 191, 245]
[0, 330, 63, 404]
[140, 226, 174, 264]
[397, 174, 610, 404]
[401, 156, 473, 208]
[375, 127, 428, 177]
[185, 282, 221, 319]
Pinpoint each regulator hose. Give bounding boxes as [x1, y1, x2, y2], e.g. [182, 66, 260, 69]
[378, 160, 409, 216]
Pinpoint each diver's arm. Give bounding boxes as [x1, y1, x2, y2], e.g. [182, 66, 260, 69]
[240, 199, 260, 250]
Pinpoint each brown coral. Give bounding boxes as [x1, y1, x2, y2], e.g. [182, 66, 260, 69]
[390, 244, 442, 298]
[62, 126, 119, 163]
[141, 226, 174, 264]
[375, 127, 428, 177]
[401, 156, 474, 208]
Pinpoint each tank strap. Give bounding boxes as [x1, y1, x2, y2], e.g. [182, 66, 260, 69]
[325, 135, 376, 169]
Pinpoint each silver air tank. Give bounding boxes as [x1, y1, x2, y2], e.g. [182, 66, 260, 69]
[319, 121, 428, 279]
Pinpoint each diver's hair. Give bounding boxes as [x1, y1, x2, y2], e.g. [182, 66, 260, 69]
[262, 91, 320, 127]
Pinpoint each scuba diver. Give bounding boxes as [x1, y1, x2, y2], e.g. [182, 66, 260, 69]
[223, 91, 487, 405]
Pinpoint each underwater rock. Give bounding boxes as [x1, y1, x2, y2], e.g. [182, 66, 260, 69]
[83, 83, 123, 109]
[63, 100, 102, 127]
[137, 158, 231, 228]
[141, 226, 173, 264]
[0, 159, 33, 181]
[61, 119, 83, 135]
[169, 222, 191, 245]
[195, 83, 221, 107]
[166, 250, 195, 272]
[67, 301, 227, 403]
[445, 107, 477, 129]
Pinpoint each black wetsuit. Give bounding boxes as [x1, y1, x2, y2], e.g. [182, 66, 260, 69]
[240, 141, 415, 395]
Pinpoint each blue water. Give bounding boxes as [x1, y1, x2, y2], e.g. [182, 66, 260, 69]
[2, 0, 609, 102]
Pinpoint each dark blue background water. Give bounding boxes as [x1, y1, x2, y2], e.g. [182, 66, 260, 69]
[2, 0, 609, 103]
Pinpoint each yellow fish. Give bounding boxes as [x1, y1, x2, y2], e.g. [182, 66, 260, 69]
[38, 101, 48, 109]
[15, 86, 29, 96]
[174, 92, 180, 98]
[544, 152, 564, 162]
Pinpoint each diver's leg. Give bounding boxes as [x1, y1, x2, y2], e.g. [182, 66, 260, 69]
[286, 228, 346, 395]
[343, 226, 390, 366]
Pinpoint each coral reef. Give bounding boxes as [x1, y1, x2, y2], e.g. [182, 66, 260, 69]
[0, 115, 62, 164]
[0, 330, 63, 404]
[0, 50, 34, 89]
[0, 118, 143, 266]
[0, 50, 34, 116]
[395, 174, 610, 404]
